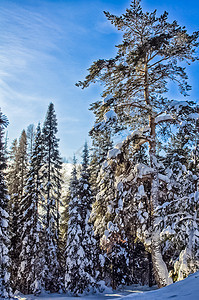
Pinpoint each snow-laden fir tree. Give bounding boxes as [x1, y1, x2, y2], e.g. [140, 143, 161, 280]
[65, 155, 82, 294]
[89, 99, 113, 194]
[18, 130, 28, 201]
[65, 143, 99, 295]
[96, 143, 153, 287]
[155, 112, 199, 281]
[6, 139, 20, 291]
[90, 159, 120, 288]
[17, 124, 45, 295]
[7, 130, 28, 291]
[77, 142, 100, 290]
[98, 102, 199, 286]
[91, 158, 116, 239]
[77, 0, 199, 287]
[161, 159, 199, 281]
[89, 115, 116, 287]
[89, 129, 113, 195]
[0, 109, 12, 298]
[42, 102, 62, 292]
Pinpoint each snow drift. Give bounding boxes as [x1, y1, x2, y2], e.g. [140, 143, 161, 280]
[119, 271, 199, 299]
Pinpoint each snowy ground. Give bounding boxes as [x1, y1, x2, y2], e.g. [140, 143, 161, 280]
[14, 285, 156, 300]
[13, 272, 199, 300]
[118, 271, 199, 299]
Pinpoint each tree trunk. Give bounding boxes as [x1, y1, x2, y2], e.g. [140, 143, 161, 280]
[149, 119, 172, 287]
[151, 228, 172, 287]
[144, 55, 172, 287]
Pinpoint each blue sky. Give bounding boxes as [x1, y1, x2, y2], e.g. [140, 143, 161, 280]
[0, 0, 199, 161]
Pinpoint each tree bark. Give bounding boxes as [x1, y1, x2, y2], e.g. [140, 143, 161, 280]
[144, 55, 172, 287]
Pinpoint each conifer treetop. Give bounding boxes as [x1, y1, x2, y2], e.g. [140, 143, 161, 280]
[77, 0, 199, 118]
[43, 102, 58, 141]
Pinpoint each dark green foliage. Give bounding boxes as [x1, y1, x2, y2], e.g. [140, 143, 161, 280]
[17, 124, 45, 295]
[7, 130, 28, 291]
[89, 126, 113, 195]
[42, 103, 62, 292]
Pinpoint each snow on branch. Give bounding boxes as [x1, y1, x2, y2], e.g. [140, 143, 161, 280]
[104, 110, 117, 122]
[107, 126, 150, 160]
[108, 148, 121, 159]
[92, 109, 117, 132]
[102, 94, 114, 104]
[135, 163, 153, 179]
[169, 100, 191, 109]
[155, 114, 175, 124]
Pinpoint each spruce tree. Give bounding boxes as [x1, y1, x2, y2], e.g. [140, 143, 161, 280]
[90, 159, 116, 239]
[65, 143, 99, 295]
[7, 130, 28, 291]
[42, 102, 62, 292]
[89, 99, 113, 194]
[18, 130, 28, 201]
[95, 143, 152, 288]
[65, 155, 80, 294]
[6, 139, 20, 291]
[77, 0, 199, 287]
[0, 109, 12, 298]
[17, 124, 45, 295]
[156, 127, 199, 281]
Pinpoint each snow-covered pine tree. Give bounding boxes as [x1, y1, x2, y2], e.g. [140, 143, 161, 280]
[18, 130, 28, 201]
[90, 159, 120, 288]
[42, 102, 62, 292]
[89, 99, 114, 194]
[77, 0, 199, 287]
[90, 158, 116, 239]
[89, 128, 113, 195]
[17, 124, 45, 295]
[6, 139, 20, 291]
[97, 142, 153, 287]
[7, 130, 28, 291]
[88, 111, 115, 287]
[157, 153, 199, 281]
[65, 155, 81, 294]
[65, 143, 99, 295]
[0, 109, 12, 298]
[155, 108, 199, 281]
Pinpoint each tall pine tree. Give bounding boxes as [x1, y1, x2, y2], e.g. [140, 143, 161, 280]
[17, 124, 45, 295]
[42, 102, 62, 292]
[7, 130, 28, 291]
[77, 0, 199, 287]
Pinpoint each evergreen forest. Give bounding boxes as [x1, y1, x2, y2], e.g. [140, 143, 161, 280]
[0, 0, 199, 298]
